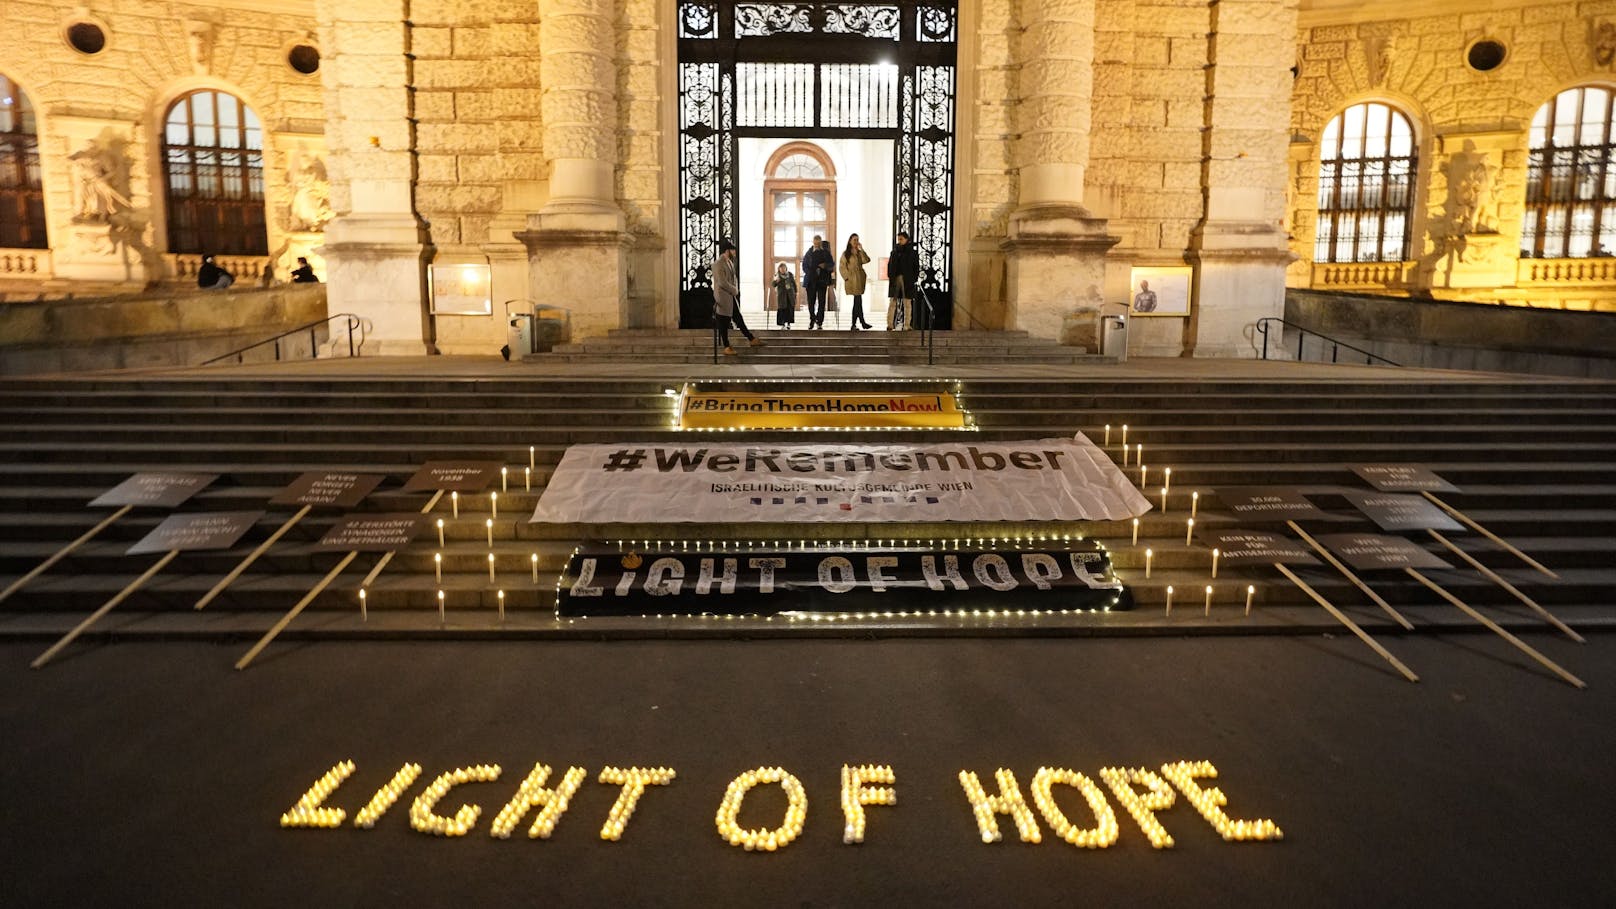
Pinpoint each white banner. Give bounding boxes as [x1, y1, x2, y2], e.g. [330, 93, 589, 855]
[531, 435, 1151, 523]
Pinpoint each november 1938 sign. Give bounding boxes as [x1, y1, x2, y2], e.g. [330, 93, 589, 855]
[558, 542, 1128, 616]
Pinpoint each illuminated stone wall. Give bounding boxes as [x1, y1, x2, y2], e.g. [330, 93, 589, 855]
[1288, 0, 1616, 312]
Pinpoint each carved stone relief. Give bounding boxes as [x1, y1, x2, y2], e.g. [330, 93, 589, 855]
[285, 146, 333, 231]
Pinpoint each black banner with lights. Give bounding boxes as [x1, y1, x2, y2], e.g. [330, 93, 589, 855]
[558, 542, 1129, 617]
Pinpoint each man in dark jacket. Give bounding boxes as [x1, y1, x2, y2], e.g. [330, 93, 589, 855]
[800, 235, 835, 329]
[197, 254, 234, 290]
[886, 232, 920, 330]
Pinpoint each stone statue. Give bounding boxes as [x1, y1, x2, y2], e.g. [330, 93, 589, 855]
[286, 149, 333, 231]
[185, 20, 216, 75]
[68, 139, 130, 223]
[1448, 140, 1497, 237]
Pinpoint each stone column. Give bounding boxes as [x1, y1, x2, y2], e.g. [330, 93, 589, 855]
[316, 0, 433, 355]
[1002, 0, 1117, 346]
[518, 0, 628, 341]
[1186, 0, 1299, 358]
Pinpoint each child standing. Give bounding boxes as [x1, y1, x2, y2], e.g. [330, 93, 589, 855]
[772, 263, 798, 327]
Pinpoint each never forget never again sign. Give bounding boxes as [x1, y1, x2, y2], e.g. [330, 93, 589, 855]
[531, 436, 1150, 523]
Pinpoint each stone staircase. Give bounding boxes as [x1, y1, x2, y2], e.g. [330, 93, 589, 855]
[542, 328, 1109, 365]
[1, 371, 1614, 650]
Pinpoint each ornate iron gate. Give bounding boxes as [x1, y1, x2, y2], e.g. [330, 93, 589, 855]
[677, 2, 958, 327]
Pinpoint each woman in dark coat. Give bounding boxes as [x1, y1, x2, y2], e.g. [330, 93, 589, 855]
[772, 263, 798, 327]
[886, 232, 920, 330]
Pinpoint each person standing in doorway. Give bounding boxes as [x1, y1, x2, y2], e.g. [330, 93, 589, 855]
[839, 234, 873, 330]
[887, 231, 919, 330]
[711, 240, 764, 355]
[801, 234, 835, 329]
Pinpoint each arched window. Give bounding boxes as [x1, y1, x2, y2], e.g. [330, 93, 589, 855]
[162, 90, 266, 255]
[1315, 102, 1417, 263]
[763, 142, 836, 289]
[1521, 87, 1616, 258]
[0, 74, 47, 249]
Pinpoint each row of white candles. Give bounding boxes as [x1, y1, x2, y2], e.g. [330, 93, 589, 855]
[432, 551, 541, 583]
[1162, 584, 1258, 617]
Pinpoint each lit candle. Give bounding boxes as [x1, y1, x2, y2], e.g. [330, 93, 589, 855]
[1163, 467, 1172, 494]
[1212, 548, 1220, 579]
[1136, 443, 1143, 467]
[486, 518, 494, 547]
[1204, 585, 1213, 616]
[1104, 424, 1111, 445]
[1191, 491, 1199, 519]
[1245, 585, 1255, 616]
[359, 588, 367, 622]
[1145, 548, 1154, 578]
[1165, 585, 1174, 616]
[1131, 518, 1139, 546]
[525, 467, 532, 491]
[1185, 518, 1195, 545]
[451, 491, 459, 518]
[438, 589, 445, 623]
[531, 553, 539, 583]
[1122, 442, 1130, 466]
[491, 492, 499, 519]
[1159, 486, 1168, 513]
[530, 446, 536, 471]
[1121, 424, 1128, 450]
[501, 467, 508, 492]
[434, 552, 442, 583]
[497, 589, 505, 621]
[1140, 464, 1148, 486]
[488, 553, 496, 582]
[437, 518, 445, 547]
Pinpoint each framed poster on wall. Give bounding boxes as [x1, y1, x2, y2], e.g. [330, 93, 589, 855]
[1128, 266, 1192, 317]
[428, 263, 493, 315]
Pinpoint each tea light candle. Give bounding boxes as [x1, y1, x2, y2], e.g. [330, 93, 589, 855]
[1185, 518, 1195, 545]
[1145, 548, 1154, 578]
[434, 552, 442, 583]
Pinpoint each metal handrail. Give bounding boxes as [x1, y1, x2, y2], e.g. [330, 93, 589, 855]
[915, 285, 937, 366]
[200, 313, 364, 366]
[1256, 317, 1400, 367]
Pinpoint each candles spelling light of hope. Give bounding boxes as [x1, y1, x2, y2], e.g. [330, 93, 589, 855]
[1245, 585, 1255, 615]
[451, 491, 459, 518]
[1166, 585, 1174, 616]
[359, 588, 367, 621]
[1164, 467, 1171, 494]
[1132, 518, 1139, 546]
[488, 553, 496, 582]
[1185, 518, 1195, 545]
[1212, 548, 1220, 579]
[531, 553, 539, 583]
[1160, 486, 1168, 512]
[434, 552, 442, 583]
[501, 467, 508, 492]
[525, 467, 532, 491]
[491, 492, 498, 519]
[486, 518, 494, 547]
[1145, 548, 1154, 578]
[498, 589, 505, 620]
[437, 519, 445, 547]
[438, 589, 445, 622]
[1205, 585, 1213, 616]
[1191, 491, 1199, 519]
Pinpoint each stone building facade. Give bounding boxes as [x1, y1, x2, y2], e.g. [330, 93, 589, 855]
[1, 0, 1610, 359]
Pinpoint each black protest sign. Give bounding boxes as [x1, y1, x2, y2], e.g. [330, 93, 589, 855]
[1215, 488, 1329, 522]
[1342, 491, 1463, 531]
[559, 543, 1128, 617]
[315, 514, 426, 551]
[271, 472, 385, 508]
[1353, 465, 1459, 493]
[401, 461, 503, 493]
[1200, 529, 1320, 567]
[1313, 533, 1453, 571]
[90, 472, 218, 509]
[127, 511, 264, 555]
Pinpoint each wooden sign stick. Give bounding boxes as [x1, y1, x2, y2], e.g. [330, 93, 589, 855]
[1427, 530, 1583, 644]
[31, 549, 179, 669]
[1, 505, 133, 604]
[1420, 491, 1558, 579]
[194, 505, 313, 610]
[357, 490, 445, 590]
[1404, 568, 1585, 689]
[1274, 563, 1419, 683]
[1287, 520, 1415, 631]
[235, 551, 360, 671]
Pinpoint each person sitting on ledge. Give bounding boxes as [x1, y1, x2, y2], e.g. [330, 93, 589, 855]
[197, 255, 234, 290]
[290, 257, 319, 283]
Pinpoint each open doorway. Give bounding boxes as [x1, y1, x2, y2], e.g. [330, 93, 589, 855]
[739, 137, 893, 327]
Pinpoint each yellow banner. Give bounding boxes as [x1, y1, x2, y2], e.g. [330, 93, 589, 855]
[678, 391, 966, 429]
